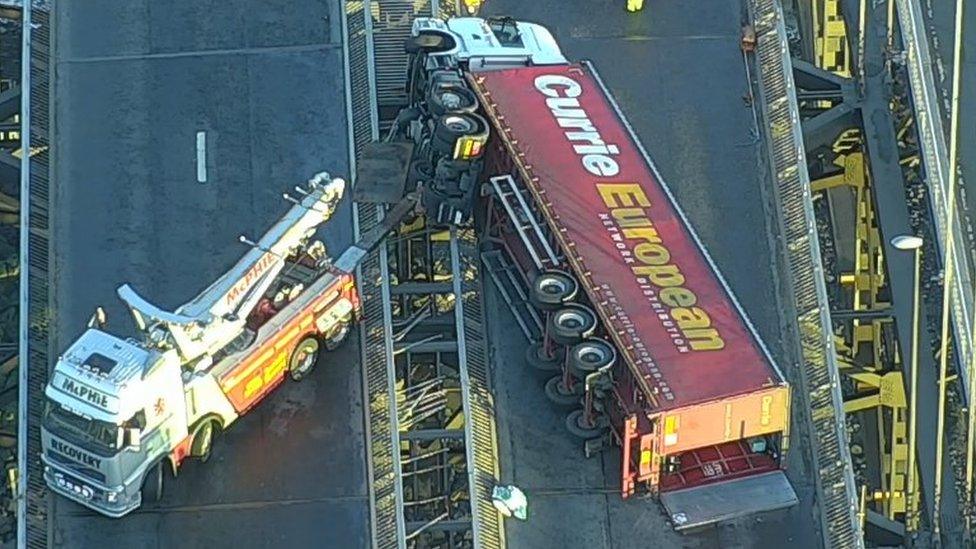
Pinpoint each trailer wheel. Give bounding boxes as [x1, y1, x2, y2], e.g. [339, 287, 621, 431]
[191, 420, 220, 463]
[289, 337, 320, 381]
[530, 270, 578, 311]
[565, 409, 609, 440]
[141, 461, 164, 503]
[549, 304, 597, 346]
[544, 375, 582, 407]
[568, 339, 617, 378]
[526, 341, 563, 372]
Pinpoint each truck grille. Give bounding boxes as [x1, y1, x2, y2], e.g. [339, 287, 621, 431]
[45, 451, 106, 484]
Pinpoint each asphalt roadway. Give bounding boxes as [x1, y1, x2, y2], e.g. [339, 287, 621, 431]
[49, 1, 366, 547]
[482, 0, 821, 547]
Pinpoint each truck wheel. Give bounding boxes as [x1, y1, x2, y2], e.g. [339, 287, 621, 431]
[549, 304, 597, 346]
[408, 159, 435, 188]
[324, 320, 350, 351]
[432, 113, 488, 156]
[289, 337, 320, 381]
[530, 270, 578, 311]
[141, 461, 164, 503]
[191, 420, 219, 463]
[565, 409, 609, 440]
[568, 339, 617, 378]
[404, 31, 456, 54]
[526, 341, 563, 372]
[428, 85, 478, 117]
[545, 375, 582, 407]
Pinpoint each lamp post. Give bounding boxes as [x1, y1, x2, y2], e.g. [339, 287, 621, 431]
[893, 234, 924, 542]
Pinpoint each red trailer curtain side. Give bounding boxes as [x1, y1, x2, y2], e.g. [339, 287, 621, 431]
[471, 63, 786, 413]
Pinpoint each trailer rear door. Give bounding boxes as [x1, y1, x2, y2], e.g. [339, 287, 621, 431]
[660, 471, 797, 531]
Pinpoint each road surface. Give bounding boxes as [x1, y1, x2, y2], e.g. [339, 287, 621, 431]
[49, 1, 366, 547]
[483, 0, 821, 547]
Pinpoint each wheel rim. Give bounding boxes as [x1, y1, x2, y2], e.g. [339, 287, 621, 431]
[573, 341, 615, 370]
[443, 115, 474, 133]
[297, 351, 315, 372]
[439, 90, 469, 110]
[293, 341, 319, 377]
[199, 423, 213, 455]
[536, 273, 576, 298]
[556, 309, 592, 330]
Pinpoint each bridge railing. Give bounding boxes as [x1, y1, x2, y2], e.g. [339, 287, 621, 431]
[749, 0, 864, 547]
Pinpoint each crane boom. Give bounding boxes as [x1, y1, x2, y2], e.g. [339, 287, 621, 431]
[117, 172, 346, 363]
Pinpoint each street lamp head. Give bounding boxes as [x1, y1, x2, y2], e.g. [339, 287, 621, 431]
[891, 235, 924, 250]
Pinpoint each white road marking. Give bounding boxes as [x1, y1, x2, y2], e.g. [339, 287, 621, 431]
[196, 131, 207, 183]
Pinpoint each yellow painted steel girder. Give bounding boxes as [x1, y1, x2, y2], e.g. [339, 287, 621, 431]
[812, 0, 851, 76]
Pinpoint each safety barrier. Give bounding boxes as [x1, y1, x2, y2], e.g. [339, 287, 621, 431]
[344, 2, 503, 547]
[17, 2, 51, 548]
[749, 0, 863, 547]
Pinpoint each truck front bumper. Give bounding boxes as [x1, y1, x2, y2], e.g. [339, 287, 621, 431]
[42, 459, 139, 518]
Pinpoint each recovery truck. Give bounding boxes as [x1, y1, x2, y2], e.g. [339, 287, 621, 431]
[397, 16, 800, 530]
[40, 172, 417, 517]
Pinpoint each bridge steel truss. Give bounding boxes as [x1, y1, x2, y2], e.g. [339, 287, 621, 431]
[343, 2, 504, 548]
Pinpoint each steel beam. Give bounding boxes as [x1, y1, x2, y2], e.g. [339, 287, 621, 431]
[400, 429, 465, 441]
[840, 0, 964, 541]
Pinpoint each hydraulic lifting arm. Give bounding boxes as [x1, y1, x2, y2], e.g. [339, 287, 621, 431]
[117, 172, 346, 363]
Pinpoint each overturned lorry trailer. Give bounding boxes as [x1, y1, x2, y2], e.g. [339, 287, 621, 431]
[398, 16, 798, 530]
[471, 62, 798, 529]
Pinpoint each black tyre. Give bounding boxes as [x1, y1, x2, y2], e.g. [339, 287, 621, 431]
[428, 85, 479, 117]
[432, 113, 488, 156]
[324, 320, 351, 351]
[408, 159, 435, 189]
[141, 461, 164, 503]
[289, 337, 320, 381]
[191, 420, 219, 463]
[568, 339, 617, 378]
[404, 31, 456, 54]
[525, 341, 563, 372]
[545, 375, 582, 407]
[565, 409, 609, 439]
[549, 304, 598, 346]
[530, 270, 578, 311]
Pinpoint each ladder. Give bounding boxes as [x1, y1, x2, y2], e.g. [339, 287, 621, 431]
[481, 249, 542, 341]
[489, 175, 559, 270]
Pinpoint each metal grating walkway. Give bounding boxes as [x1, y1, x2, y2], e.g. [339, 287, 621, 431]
[749, 0, 863, 547]
[18, 2, 52, 548]
[344, 2, 503, 547]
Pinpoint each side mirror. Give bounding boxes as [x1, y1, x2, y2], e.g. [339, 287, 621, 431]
[126, 427, 142, 451]
[87, 307, 107, 329]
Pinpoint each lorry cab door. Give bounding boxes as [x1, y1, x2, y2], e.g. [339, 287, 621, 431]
[142, 355, 189, 455]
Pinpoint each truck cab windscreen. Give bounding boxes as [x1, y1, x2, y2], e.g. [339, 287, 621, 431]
[43, 402, 120, 453]
[488, 18, 523, 47]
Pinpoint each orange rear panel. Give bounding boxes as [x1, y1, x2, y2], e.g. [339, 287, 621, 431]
[656, 385, 790, 455]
